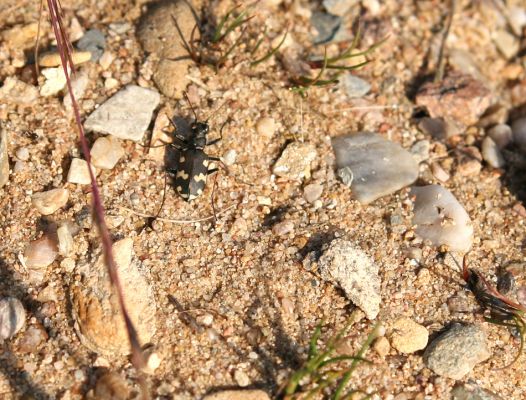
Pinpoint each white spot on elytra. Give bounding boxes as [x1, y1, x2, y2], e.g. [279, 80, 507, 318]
[176, 170, 189, 180]
[194, 173, 207, 182]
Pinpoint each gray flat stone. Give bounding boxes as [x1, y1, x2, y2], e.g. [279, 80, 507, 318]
[332, 132, 419, 203]
[84, 85, 160, 141]
[424, 323, 490, 379]
[340, 74, 371, 98]
[451, 382, 503, 400]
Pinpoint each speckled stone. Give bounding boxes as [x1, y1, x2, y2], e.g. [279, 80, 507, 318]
[0, 297, 26, 340]
[390, 318, 429, 354]
[273, 142, 317, 180]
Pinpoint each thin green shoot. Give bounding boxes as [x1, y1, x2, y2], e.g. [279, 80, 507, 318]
[251, 29, 288, 66]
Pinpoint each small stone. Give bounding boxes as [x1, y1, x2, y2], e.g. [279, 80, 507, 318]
[340, 74, 371, 98]
[431, 162, 450, 182]
[332, 133, 419, 204]
[63, 69, 90, 111]
[303, 183, 323, 203]
[410, 140, 430, 163]
[84, 85, 160, 141]
[311, 11, 342, 44]
[418, 117, 452, 139]
[137, 0, 196, 98]
[94, 372, 130, 400]
[451, 382, 503, 400]
[31, 188, 69, 215]
[104, 77, 119, 90]
[323, 0, 359, 16]
[0, 129, 9, 188]
[273, 142, 317, 180]
[71, 238, 156, 355]
[373, 336, 390, 357]
[390, 318, 429, 354]
[511, 117, 526, 152]
[196, 313, 214, 327]
[99, 51, 115, 70]
[256, 117, 277, 139]
[203, 390, 271, 400]
[272, 220, 294, 236]
[1, 23, 39, 49]
[77, 29, 106, 61]
[57, 224, 74, 256]
[456, 159, 482, 176]
[233, 369, 250, 387]
[91, 136, 125, 170]
[143, 349, 162, 374]
[447, 295, 475, 313]
[424, 323, 490, 379]
[416, 72, 492, 132]
[38, 51, 92, 67]
[15, 147, 29, 161]
[411, 185, 473, 252]
[67, 158, 96, 184]
[493, 29, 520, 59]
[318, 239, 380, 319]
[222, 149, 237, 166]
[24, 234, 58, 269]
[487, 124, 512, 149]
[0, 298, 26, 340]
[18, 325, 48, 353]
[40, 67, 67, 97]
[481, 137, 505, 168]
[337, 166, 353, 186]
[69, 17, 84, 42]
[0, 77, 39, 105]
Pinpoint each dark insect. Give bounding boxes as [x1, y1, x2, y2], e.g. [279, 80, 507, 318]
[167, 92, 227, 201]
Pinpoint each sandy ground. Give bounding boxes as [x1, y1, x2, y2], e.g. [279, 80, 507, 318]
[1, 0, 526, 399]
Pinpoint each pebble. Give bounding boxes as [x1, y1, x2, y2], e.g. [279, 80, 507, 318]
[332, 133, 419, 204]
[431, 162, 450, 182]
[481, 137, 505, 168]
[303, 183, 323, 203]
[63, 69, 90, 111]
[256, 117, 277, 138]
[424, 323, 490, 379]
[273, 142, 317, 180]
[1, 22, 38, 49]
[340, 73, 371, 98]
[311, 11, 342, 44]
[31, 188, 69, 215]
[487, 124, 512, 149]
[222, 149, 237, 166]
[94, 372, 130, 399]
[84, 85, 160, 142]
[137, 0, 196, 98]
[99, 51, 115, 70]
[67, 158, 96, 184]
[77, 29, 106, 61]
[418, 117, 451, 139]
[143, 349, 162, 374]
[272, 220, 294, 236]
[17, 325, 48, 353]
[104, 77, 119, 90]
[373, 336, 390, 357]
[337, 166, 353, 186]
[70, 238, 156, 355]
[40, 67, 67, 97]
[493, 29, 519, 59]
[511, 117, 526, 152]
[38, 51, 92, 67]
[91, 136, 125, 169]
[24, 234, 58, 269]
[0, 298, 26, 340]
[317, 238, 380, 319]
[0, 77, 39, 105]
[323, 0, 359, 16]
[390, 318, 429, 354]
[203, 390, 271, 400]
[233, 369, 250, 387]
[416, 72, 492, 132]
[451, 382, 502, 400]
[410, 140, 430, 163]
[57, 223, 74, 256]
[0, 129, 9, 188]
[15, 147, 29, 161]
[411, 185, 473, 252]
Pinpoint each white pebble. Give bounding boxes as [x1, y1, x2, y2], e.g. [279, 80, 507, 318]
[234, 369, 250, 387]
[104, 78, 119, 90]
[303, 183, 323, 203]
[222, 149, 237, 166]
[487, 124, 512, 149]
[57, 224, 74, 256]
[24, 234, 58, 269]
[481, 137, 505, 168]
[40, 67, 67, 96]
[91, 136, 124, 170]
[31, 188, 69, 215]
[0, 297, 26, 340]
[256, 117, 276, 138]
[67, 158, 96, 184]
[411, 185, 473, 252]
[16, 147, 30, 161]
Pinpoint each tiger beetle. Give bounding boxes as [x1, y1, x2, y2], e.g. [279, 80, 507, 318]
[167, 92, 228, 201]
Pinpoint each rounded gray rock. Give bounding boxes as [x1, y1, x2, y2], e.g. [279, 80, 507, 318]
[0, 297, 26, 340]
[424, 323, 490, 379]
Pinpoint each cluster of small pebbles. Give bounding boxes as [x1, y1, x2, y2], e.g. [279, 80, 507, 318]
[1, 0, 526, 399]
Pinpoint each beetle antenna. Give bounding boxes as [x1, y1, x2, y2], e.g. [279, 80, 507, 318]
[206, 99, 230, 124]
[183, 91, 199, 122]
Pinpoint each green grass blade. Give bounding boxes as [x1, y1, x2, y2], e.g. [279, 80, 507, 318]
[251, 29, 288, 66]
